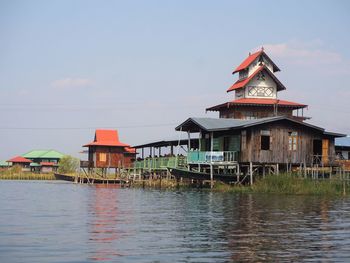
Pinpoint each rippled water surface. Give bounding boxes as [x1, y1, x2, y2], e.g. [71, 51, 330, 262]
[1, 181, 350, 262]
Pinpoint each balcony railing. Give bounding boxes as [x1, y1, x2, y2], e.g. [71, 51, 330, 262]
[187, 151, 239, 164]
[133, 156, 187, 170]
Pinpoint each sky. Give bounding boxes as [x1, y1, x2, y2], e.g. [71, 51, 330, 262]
[1, 0, 350, 160]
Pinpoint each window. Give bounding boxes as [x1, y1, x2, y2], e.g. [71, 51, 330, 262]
[99, 153, 107, 162]
[248, 86, 274, 97]
[239, 69, 248, 80]
[261, 130, 270, 150]
[288, 132, 298, 151]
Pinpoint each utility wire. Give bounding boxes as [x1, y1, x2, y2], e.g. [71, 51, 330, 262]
[0, 123, 178, 130]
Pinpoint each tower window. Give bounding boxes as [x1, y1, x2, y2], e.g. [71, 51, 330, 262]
[239, 69, 248, 80]
[261, 130, 270, 150]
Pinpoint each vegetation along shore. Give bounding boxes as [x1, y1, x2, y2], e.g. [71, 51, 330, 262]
[2, 167, 350, 196]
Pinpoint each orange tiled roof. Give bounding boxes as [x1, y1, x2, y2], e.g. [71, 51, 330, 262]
[83, 129, 130, 147]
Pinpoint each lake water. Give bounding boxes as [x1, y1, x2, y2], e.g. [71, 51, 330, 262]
[1, 181, 350, 262]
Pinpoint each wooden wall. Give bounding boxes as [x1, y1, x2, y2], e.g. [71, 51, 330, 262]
[237, 120, 336, 164]
[219, 105, 293, 119]
[88, 146, 135, 168]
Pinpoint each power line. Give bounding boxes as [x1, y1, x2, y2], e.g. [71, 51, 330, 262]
[0, 123, 178, 130]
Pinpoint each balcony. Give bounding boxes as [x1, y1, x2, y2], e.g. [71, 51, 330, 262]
[133, 156, 187, 170]
[187, 151, 239, 164]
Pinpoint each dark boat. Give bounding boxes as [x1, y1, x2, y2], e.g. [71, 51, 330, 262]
[54, 173, 75, 182]
[54, 173, 128, 185]
[169, 168, 239, 183]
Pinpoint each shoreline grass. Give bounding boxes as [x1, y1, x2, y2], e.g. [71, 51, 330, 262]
[214, 173, 350, 196]
[0, 172, 56, 180]
[2, 170, 349, 196]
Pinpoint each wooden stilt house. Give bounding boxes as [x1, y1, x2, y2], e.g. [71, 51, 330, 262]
[82, 129, 136, 175]
[174, 116, 345, 181]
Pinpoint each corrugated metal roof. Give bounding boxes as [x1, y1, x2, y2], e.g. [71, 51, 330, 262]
[336, 137, 350, 147]
[7, 156, 32, 163]
[175, 116, 332, 133]
[40, 150, 64, 159]
[0, 161, 11, 167]
[22, 150, 64, 159]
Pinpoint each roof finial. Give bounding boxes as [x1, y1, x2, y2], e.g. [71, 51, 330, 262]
[261, 46, 264, 51]
[249, 52, 251, 56]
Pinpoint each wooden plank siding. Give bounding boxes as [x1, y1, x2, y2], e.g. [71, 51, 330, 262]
[239, 120, 335, 164]
[88, 146, 134, 168]
[219, 106, 293, 119]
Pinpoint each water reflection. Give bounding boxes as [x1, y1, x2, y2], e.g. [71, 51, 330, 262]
[87, 185, 128, 261]
[1, 182, 350, 263]
[219, 194, 350, 262]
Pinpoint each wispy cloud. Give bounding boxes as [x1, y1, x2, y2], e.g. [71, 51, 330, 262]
[51, 77, 94, 90]
[252, 40, 350, 74]
[264, 42, 341, 65]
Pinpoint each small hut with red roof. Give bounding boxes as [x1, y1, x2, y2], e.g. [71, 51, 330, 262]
[83, 129, 136, 175]
[206, 48, 308, 121]
[7, 156, 32, 171]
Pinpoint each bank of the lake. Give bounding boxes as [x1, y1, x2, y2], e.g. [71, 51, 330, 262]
[2, 171, 350, 196]
[214, 173, 350, 196]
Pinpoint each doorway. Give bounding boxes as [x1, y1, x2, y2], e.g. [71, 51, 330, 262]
[313, 140, 322, 156]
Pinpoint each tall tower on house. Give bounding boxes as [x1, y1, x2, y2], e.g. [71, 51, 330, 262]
[206, 48, 308, 121]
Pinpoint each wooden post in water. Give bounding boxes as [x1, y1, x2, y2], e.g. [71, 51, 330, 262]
[210, 131, 214, 189]
[250, 162, 253, 185]
[263, 165, 266, 179]
[187, 131, 191, 171]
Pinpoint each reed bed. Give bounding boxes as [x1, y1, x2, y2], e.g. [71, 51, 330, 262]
[0, 172, 56, 180]
[214, 173, 350, 196]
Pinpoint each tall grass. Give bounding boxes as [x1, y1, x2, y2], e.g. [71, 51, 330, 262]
[0, 169, 56, 180]
[214, 173, 349, 196]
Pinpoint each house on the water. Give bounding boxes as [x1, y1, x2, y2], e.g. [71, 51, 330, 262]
[170, 49, 345, 183]
[82, 129, 136, 176]
[6, 156, 32, 172]
[175, 116, 344, 182]
[131, 48, 347, 184]
[22, 150, 64, 173]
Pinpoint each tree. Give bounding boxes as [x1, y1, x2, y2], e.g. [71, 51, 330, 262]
[58, 155, 80, 174]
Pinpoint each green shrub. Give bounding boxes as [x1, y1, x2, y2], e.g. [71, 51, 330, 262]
[58, 155, 80, 174]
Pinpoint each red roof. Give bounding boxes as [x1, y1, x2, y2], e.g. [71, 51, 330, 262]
[230, 98, 307, 107]
[125, 147, 136, 154]
[40, 162, 56, 166]
[227, 66, 286, 93]
[229, 65, 264, 91]
[232, 50, 280, 74]
[233, 50, 263, 74]
[206, 98, 307, 112]
[83, 129, 130, 147]
[7, 156, 32, 163]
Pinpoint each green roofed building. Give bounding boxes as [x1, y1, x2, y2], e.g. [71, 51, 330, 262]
[0, 161, 12, 168]
[22, 150, 65, 173]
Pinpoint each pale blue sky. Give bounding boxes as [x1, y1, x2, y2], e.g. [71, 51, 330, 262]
[1, 0, 350, 160]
